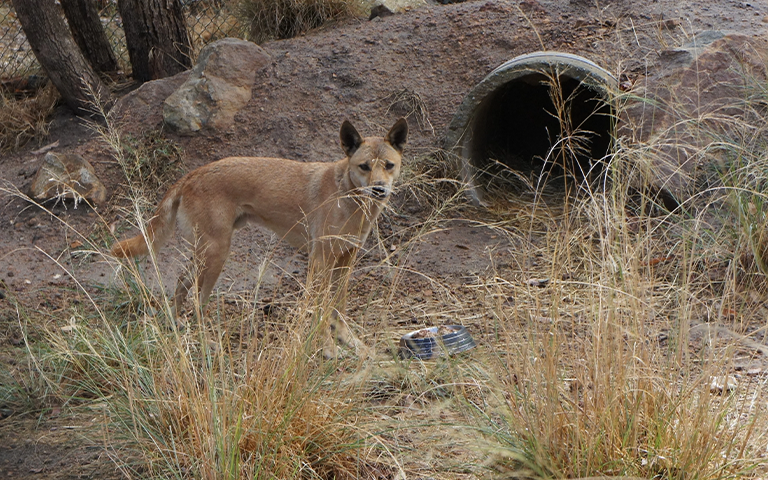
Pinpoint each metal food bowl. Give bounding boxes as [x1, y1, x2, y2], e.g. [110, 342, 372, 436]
[399, 325, 476, 360]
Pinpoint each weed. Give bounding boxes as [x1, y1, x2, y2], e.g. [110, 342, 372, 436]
[120, 129, 184, 193]
[36, 300, 381, 479]
[382, 88, 435, 135]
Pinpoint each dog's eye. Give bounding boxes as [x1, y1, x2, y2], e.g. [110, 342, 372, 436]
[359, 163, 371, 172]
[385, 162, 395, 170]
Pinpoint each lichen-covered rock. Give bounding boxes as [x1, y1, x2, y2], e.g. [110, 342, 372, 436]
[163, 38, 271, 135]
[29, 152, 107, 205]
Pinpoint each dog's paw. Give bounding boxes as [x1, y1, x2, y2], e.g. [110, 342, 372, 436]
[324, 340, 375, 361]
[353, 342, 374, 360]
[323, 344, 344, 360]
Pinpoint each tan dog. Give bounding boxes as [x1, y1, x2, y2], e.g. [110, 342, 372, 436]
[111, 118, 407, 348]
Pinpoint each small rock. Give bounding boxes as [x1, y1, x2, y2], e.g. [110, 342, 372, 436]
[518, 0, 544, 12]
[710, 375, 738, 394]
[658, 48, 694, 70]
[29, 152, 107, 205]
[526, 277, 550, 288]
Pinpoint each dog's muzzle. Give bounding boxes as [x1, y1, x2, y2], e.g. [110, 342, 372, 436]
[370, 185, 390, 199]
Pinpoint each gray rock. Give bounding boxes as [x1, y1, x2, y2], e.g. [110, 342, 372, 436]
[29, 152, 107, 205]
[163, 38, 271, 135]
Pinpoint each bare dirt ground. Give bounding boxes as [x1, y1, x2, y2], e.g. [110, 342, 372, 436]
[1, 0, 768, 478]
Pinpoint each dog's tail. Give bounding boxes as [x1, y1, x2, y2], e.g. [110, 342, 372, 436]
[110, 182, 183, 259]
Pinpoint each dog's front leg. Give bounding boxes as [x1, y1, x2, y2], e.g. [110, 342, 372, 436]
[328, 249, 371, 358]
[308, 246, 340, 358]
[308, 246, 368, 358]
[329, 249, 354, 316]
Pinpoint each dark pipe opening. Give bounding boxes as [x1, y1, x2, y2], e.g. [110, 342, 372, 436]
[445, 52, 617, 204]
[469, 73, 613, 181]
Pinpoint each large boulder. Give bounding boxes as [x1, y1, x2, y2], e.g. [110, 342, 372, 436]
[111, 70, 190, 132]
[624, 32, 768, 204]
[163, 38, 271, 135]
[29, 152, 107, 205]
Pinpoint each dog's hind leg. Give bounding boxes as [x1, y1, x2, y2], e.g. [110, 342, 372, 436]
[173, 267, 195, 318]
[194, 236, 232, 313]
[171, 234, 232, 320]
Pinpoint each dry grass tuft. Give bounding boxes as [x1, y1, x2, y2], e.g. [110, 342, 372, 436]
[238, 0, 364, 43]
[382, 88, 435, 135]
[0, 83, 58, 152]
[119, 129, 184, 192]
[36, 297, 381, 479]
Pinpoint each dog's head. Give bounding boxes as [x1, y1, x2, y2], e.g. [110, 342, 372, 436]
[341, 118, 408, 200]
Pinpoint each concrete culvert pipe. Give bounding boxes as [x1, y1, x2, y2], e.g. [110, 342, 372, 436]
[444, 52, 617, 205]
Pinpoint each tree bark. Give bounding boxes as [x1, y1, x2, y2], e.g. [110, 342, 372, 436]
[11, 0, 112, 115]
[117, 0, 192, 82]
[60, 0, 119, 74]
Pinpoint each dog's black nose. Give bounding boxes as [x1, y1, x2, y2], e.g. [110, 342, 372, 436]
[371, 186, 388, 198]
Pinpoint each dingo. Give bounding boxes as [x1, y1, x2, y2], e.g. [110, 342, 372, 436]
[111, 118, 408, 350]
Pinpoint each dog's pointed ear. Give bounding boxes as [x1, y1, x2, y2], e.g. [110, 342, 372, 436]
[340, 120, 363, 157]
[385, 118, 408, 153]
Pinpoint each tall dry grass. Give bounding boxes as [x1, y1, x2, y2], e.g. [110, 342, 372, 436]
[448, 51, 768, 480]
[39, 300, 380, 479]
[470, 190, 767, 479]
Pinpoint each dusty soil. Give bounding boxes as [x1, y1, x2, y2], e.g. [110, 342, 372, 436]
[1, 0, 768, 478]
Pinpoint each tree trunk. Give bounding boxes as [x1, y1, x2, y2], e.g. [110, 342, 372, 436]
[11, 0, 112, 115]
[117, 0, 192, 82]
[60, 0, 119, 74]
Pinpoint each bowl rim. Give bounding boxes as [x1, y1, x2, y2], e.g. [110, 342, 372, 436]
[398, 325, 475, 360]
[401, 324, 468, 341]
